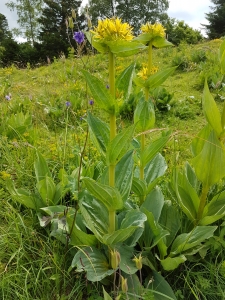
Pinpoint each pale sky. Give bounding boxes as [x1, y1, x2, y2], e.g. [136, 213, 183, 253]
[0, 0, 211, 40]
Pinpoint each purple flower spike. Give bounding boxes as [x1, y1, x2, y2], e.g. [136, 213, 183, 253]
[66, 101, 71, 107]
[89, 99, 94, 105]
[73, 31, 85, 44]
[106, 84, 110, 89]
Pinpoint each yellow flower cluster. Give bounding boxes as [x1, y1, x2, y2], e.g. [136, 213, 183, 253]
[137, 65, 159, 80]
[0, 171, 11, 180]
[141, 22, 165, 38]
[91, 18, 133, 42]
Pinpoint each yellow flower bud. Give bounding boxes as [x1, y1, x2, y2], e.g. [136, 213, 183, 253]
[71, 9, 76, 19]
[121, 275, 128, 293]
[132, 254, 143, 270]
[87, 17, 92, 29]
[68, 17, 74, 29]
[110, 249, 121, 270]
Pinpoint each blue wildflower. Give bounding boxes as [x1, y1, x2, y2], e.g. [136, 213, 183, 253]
[89, 99, 94, 105]
[73, 31, 85, 44]
[5, 94, 11, 101]
[66, 101, 71, 107]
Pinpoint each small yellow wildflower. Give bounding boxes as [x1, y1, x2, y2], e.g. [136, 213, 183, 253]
[137, 65, 159, 80]
[141, 22, 165, 38]
[91, 18, 133, 42]
[0, 171, 11, 180]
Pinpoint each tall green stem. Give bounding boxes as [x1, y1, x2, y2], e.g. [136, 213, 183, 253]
[197, 185, 209, 222]
[108, 51, 116, 232]
[140, 42, 153, 182]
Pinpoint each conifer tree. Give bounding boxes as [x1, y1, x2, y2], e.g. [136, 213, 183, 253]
[38, 0, 85, 59]
[203, 0, 225, 39]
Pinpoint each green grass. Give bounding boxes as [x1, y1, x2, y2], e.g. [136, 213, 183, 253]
[1, 38, 225, 299]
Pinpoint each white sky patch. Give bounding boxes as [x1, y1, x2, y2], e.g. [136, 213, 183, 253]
[0, 0, 212, 40]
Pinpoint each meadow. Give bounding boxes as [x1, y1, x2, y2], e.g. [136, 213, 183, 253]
[1, 27, 225, 299]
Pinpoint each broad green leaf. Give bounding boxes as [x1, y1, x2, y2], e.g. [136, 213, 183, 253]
[82, 177, 123, 211]
[103, 287, 113, 300]
[116, 62, 135, 101]
[200, 190, 225, 225]
[184, 162, 200, 192]
[219, 39, 225, 61]
[149, 270, 177, 300]
[170, 226, 217, 256]
[192, 131, 225, 187]
[34, 151, 51, 182]
[115, 150, 134, 201]
[159, 200, 181, 248]
[106, 125, 135, 165]
[202, 80, 222, 136]
[36, 176, 56, 206]
[71, 247, 114, 282]
[220, 49, 225, 74]
[221, 102, 225, 130]
[116, 245, 138, 274]
[40, 205, 67, 216]
[191, 124, 212, 156]
[219, 39, 225, 74]
[80, 206, 105, 243]
[160, 255, 186, 271]
[85, 31, 108, 53]
[134, 34, 173, 48]
[176, 170, 200, 221]
[121, 210, 147, 229]
[53, 182, 64, 205]
[142, 208, 168, 258]
[7, 182, 44, 210]
[67, 214, 97, 246]
[141, 187, 164, 222]
[144, 66, 176, 90]
[87, 112, 110, 153]
[132, 177, 147, 197]
[126, 274, 143, 299]
[120, 210, 147, 246]
[145, 153, 167, 193]
[81, 70, 116, 114]
[106, 40, 146, 57]
[134, 97, 155, 132]
[141, 133, 171, 166]
[99, 151, 134, 201]
[103, 227, 137, 245]
[152, 36, 173, 48]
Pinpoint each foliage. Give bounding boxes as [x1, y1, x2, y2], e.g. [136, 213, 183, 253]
[1, 26, 225, 299]
[87, 0, 169, 34]
[203, 0, 225, 39]
[38, 0, 85, 59]
[164, 18, 203, 45]
[6, 0, 43, 44]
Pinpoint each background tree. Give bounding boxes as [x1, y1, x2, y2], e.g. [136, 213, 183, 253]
[0, 13, 21, 66]
[117, 0, 169, 34]
[88, 0, 169, 34]
[203, 0, 225, 39]
[0, 13, 13, 42]
[38, 0, 85, 60]
[164, 18, 203, 45]
[6, 0, 43, 45]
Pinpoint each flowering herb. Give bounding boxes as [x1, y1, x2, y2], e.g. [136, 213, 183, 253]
[89, 99, 94, 105]
[73, 31, 85, 44]
[91, 18, 133, 42]
[65, 101, 71, 107]
[141, 22, 165, 38]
